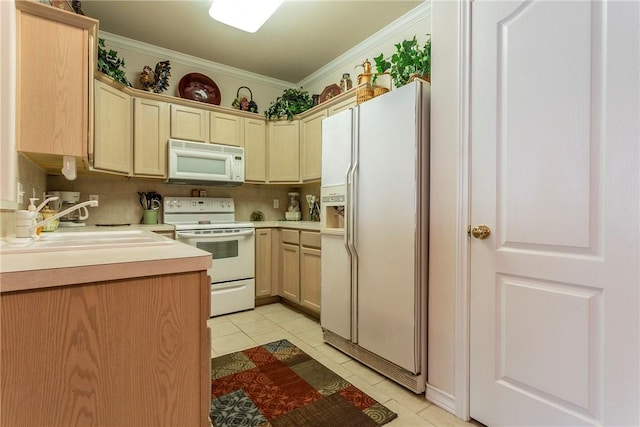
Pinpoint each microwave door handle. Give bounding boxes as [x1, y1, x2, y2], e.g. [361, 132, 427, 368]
[176, 230, 254, 239]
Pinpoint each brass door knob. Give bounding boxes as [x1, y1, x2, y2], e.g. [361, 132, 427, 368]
[471, 225, 491, 239]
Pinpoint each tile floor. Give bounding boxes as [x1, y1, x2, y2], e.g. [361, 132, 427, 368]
[208, 302, 479, 427]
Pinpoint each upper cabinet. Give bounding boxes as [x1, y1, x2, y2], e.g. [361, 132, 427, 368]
[170, 104, 208, 142]
[15, 1, 97, 157]
[299, 110, 326, 182]
[93, 80, 132, 174]
[244, 118, 267, 182]
[209, 112, 242, 147]
[327, 97, 357, 116]
[134, 98, 169, 177]
[268, 121, 300, 183]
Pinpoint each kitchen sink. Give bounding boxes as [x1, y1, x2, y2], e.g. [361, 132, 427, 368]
[0, 230, 174, 254]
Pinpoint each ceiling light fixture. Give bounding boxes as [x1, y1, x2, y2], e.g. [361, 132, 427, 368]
[208, 0, 284, 33]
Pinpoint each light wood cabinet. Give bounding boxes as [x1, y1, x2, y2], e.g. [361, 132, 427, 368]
[209, 111, 243, 146]
[1, 270, 211, 426]
[300, 231, 321, 314]
[134, 98, 169, 177]
[255, 228, 273, 297]
[15, 1, 97, 157]
[328, 96, 357, 116]
[278, 229, 321, 315]
[268, 120, 300, 182]
[244, 118, 267, 182]
[170, 104, 208, 142]
[93, 79, 132, 174]
[299, 110, 326, 182]
[280, 229, 301, 302]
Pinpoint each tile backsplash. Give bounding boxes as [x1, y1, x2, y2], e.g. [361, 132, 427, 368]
[46, 174, 321, 226]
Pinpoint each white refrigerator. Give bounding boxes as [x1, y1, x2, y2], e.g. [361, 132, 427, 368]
[320, 80, 430, 393]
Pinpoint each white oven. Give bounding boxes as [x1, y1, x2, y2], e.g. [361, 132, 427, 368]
[164, 197, 255, 317]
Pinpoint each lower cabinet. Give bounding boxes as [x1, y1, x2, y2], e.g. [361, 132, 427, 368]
[255, 228, 278, 298]
[1, 270, 211, 426]
[299, 232, 321, 313]
[278, 229, 321, 316]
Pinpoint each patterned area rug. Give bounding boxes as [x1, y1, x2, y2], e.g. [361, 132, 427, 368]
[211, 339, 398, 427]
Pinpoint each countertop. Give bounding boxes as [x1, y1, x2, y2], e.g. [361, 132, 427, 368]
[0, 229, 211, 293]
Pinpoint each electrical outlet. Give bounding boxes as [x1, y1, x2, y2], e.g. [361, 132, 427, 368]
[89, 194, 99, 206]
[273, 199, 279, 209]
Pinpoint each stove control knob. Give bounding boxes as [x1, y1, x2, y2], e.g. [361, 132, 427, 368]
[176, 201, 182, 207]
[167, 200, 175, 208]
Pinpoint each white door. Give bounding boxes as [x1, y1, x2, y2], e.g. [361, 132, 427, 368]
[469, 1, 639, 426]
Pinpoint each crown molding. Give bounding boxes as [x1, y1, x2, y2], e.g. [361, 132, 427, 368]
[298, 1, 431, 88]
[99, 31, 294, 90]
[99, 1, 430, 90]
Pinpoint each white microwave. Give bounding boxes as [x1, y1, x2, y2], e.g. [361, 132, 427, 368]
[167, 139, 244, 186]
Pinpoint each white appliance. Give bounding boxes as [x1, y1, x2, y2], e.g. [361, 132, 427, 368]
[163, 197, 255, 317]
[167, 139, 245, 186]
[320, 80, 430, 393]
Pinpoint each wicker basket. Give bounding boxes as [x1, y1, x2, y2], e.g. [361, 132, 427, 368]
[232, 86, 258, 113]
[356, 85, 374, 104]
[372, 72, 392, 98]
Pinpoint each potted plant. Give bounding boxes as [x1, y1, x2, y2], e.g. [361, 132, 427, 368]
[264, 87, 314, 120]
[373, 34, 431, 88]
[97, 38, 132, 87]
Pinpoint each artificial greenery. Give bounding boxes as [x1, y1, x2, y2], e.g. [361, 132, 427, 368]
[373, 35, 431, 88]
[97, 38, 132, 87]
[264, 88, 314, 120]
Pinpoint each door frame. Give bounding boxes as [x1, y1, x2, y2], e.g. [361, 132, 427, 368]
[454, 0, 472, 422]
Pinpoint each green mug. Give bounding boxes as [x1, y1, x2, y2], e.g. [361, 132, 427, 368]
[143, 209, 158, 224]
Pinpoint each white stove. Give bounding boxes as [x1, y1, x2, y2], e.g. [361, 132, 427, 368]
[164, 197, 255, 317]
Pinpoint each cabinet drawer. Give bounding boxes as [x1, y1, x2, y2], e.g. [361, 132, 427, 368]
[281, 229, 299, 244]
[300, 231, 321, 248]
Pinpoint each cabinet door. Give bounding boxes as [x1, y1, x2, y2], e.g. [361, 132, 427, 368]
[255, 229, 273, 298]
[281, 242, 300, 303]
[244, 118, 267, 182]
[300, 110, 326, 182]
[268, 121, 300, 182]
[300, 247, 321, 314]
[93, 80, 132, 174]
[134, 98, 169, 177]
[16, 2, 97, 157]
[328, 97, 356, 116]
[209, 112, 243, 146]
[170, 104, 208, 142]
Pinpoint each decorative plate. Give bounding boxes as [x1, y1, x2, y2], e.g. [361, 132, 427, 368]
[178, 73, 221, 105]
[319, 84, 341, 103]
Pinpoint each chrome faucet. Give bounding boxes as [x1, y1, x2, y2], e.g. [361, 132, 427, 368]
[15, 197, 98, 238]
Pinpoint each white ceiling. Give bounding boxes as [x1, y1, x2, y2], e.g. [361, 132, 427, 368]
[80, 0, 424, 83]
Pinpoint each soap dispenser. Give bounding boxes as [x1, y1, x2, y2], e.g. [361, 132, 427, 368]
[15, 197, 39, 238]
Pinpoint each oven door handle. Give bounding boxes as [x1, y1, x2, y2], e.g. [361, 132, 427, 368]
[176, 229, 254, 239]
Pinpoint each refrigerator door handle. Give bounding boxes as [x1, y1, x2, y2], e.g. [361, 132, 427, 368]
[349, 107, 360, 344]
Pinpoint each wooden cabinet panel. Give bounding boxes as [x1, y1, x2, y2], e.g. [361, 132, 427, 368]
[209, 111, 243, 146]
[300, 110, 326, 182]
[16, 2, 97, 157]
[244, 118, 267, 182]
[0, 271, 211, 426]
[170, 104, 208, 142]
[255, 228, 273, 298]
[300, 246, 321, 314]
[93, 80, 132, 174]
[277, 229, 321, 314]
[281, 242, 300, 303]
[268, 121, 300, 182]
[281, 229, 300, 245]
[328, 96, 357, 116]
[134, 98, 169, 177]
